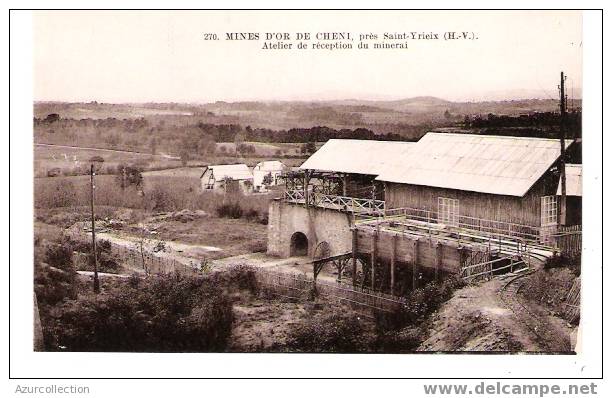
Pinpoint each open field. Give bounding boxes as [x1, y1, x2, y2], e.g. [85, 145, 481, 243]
[216, 141, 306, 157]
[34, 144, 182, 177]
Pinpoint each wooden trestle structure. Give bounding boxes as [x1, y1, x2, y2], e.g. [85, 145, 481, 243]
[279, 169, 559, 296]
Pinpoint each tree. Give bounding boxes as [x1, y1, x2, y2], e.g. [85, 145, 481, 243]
[116, 165, 142, 189]
[43, 113, 60, 123]
[301, 141, 316, 155]
[262, 172, 273, 186]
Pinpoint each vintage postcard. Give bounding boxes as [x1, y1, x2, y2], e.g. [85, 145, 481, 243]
[8, 6, 605, 387]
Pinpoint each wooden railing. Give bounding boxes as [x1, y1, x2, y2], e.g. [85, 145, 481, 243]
[284, 189, 385, 216]
[460, 257, 527, 282]
[359, 206, 543, 243]
[551, 225, 582, 258]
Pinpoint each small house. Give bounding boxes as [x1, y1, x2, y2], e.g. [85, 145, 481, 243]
[253, 160, 286, 192]
[200, 164, 254, 193]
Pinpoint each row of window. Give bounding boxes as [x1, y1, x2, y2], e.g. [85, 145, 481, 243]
[435, 196, 558, 227]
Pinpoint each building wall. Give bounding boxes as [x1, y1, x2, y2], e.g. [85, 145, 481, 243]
[385, 170, 559, 227]
[253, 169, 283, 190]
[267, 199, 353, 257]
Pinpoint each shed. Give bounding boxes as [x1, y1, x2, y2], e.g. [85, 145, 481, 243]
[253, 160, 286, 192]
[200, 164, 253, 193]
[375, 132, 575, 229]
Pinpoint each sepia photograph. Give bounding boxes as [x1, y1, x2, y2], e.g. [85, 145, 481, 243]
[7, 6, 606, 388]
[28, 10, 585, 355]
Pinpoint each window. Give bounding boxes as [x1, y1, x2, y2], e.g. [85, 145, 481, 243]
[438, 197, 459, 226]
[541, 195, 558, 226]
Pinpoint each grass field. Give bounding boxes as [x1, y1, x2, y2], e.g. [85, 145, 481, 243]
[216, 142, 304, 157]
[34, 142, 307, 178]
[34, 144, 182, 177]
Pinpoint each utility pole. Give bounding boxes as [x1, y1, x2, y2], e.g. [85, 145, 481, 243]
[90, 164, 100, 293]
[558, 71, 567, 227]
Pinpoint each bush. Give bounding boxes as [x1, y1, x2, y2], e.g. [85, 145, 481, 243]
[211, 264, 259, 294]
[216, 202, 243, 219]
[544, 254, 581, 276]
[44, 273, 234, 352]
[34, 239, 78, 308]
[71, 238, 120, 274]
[286, 309, 374, 352]
[375, 276, 465, 331]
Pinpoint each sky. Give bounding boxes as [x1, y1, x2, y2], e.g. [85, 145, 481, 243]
[33, 10, 582, 103]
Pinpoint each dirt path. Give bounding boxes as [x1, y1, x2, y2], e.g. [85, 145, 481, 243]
[418, 273, 574, 353]
[499, 273, 573, 352]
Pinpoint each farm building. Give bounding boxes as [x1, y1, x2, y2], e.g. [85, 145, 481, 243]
[253, 160, 286, 192]
[200, 164, 254, 193]
[268, 133, 581, 294]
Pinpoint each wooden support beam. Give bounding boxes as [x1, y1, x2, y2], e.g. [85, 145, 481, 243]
[390, 234, 397, 295]
[435, 241, 442, 281]
[371, 230, 378, 289]
[412, 238, 419, 290]
[352, 229, 358, 287]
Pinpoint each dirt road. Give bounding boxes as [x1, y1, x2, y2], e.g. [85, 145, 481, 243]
[418, 273, 575, 353]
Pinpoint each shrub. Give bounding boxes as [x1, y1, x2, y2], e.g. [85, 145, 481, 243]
[544, 254, 581, 276]
[71, 239, 120, 274]
[213, 264, 259, 294]
[44, 273, 234, 352]
[34, 240, 78, 308]
[286, 308, 374, 353]
[216, 202, 243, 219]
[375, 276, 465, 331]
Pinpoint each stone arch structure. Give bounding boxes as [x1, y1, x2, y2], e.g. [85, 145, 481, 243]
[267, 200, 353, 258]
[289, 231, 309, 256]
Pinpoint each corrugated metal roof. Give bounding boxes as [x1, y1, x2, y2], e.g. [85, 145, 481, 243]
[375, 132, 573, 197]
[204, 164, 253, 181]
[557, 164, 582, 196]
[299, 139, 416, 175]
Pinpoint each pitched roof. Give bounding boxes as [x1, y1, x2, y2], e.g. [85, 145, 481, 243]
[202, 164, 253, 181]
[557, 164, 582, 196]
[299, 139, 416, 175]
[375, 132, 573, 197]
[254, 160, 285, 172]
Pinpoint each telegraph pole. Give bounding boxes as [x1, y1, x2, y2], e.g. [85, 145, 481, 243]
[558, 72, 567, 226]
[90, 164, 100, 293]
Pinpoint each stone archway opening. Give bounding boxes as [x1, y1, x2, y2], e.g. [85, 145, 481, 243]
[290, 232, 309, 256]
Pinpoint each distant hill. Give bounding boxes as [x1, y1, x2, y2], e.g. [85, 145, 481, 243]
[34, 97, 580, 138]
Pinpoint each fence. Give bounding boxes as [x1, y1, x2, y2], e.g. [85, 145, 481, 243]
[284, 189, 385, 216]
[552, 225, 582, 258]
[562, 277, 580, 324]
[67, 230, 201, 277]
[111, 245, 201, 276]
[253, 269, 406, 314]
[460, 257, 526, 282]
[378, 207, 542, 243]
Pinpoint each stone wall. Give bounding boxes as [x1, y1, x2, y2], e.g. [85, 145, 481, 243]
[267, 199, 354, 258]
